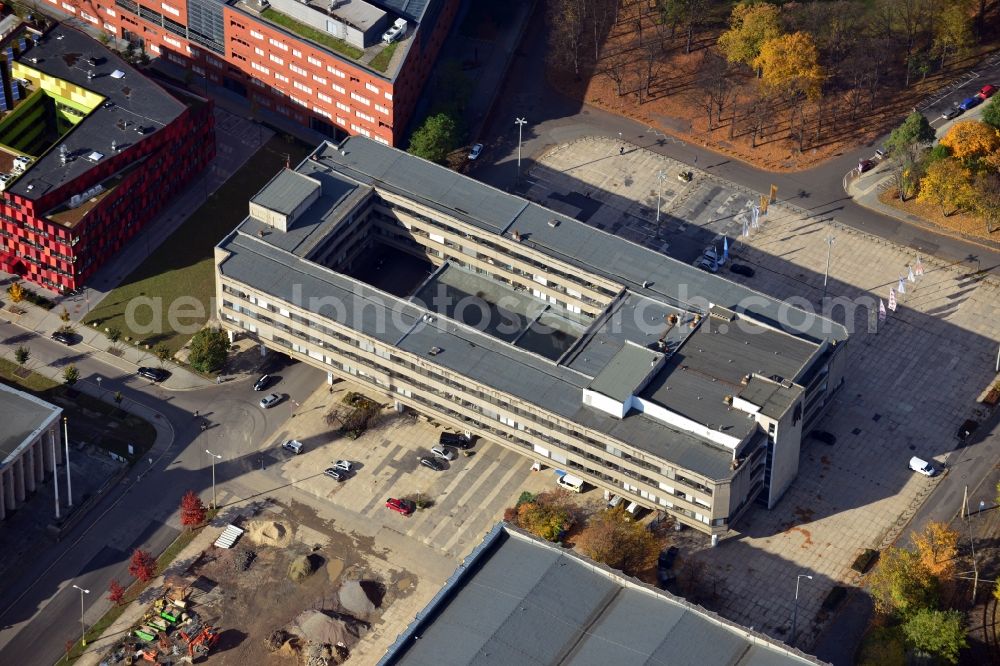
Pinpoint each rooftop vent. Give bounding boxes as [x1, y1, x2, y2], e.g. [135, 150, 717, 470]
[428, 346, 442, 356]
[548, 219, 559, 228]
[85, 151, 104, 163]
[512, 230, 522, 242]
[110, 70, 125, 79]
[642, 281, 650, 288]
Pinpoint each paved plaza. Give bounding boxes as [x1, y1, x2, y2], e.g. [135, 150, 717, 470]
[527, 137, 1000, 647]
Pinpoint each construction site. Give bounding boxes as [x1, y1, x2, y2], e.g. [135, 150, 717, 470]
[95, 498, 423, 666]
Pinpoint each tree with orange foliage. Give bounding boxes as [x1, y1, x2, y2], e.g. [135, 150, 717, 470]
[504, 490, 575, 542]
[753, 32, 824, 100]
[912, 521, 959, 579]
[939, 120, 1000, 163]
[717, 2, 782, 71]
[575, 506, 661, 576]
[917, 158, 974, 216]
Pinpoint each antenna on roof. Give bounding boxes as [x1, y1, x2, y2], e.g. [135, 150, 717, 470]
[284, 153, 290, 168]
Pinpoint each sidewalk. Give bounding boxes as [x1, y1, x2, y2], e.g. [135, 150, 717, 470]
[72, 510, 236, 666]
[0, 293, 212, 391]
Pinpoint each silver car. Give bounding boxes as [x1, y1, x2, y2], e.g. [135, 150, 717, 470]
[259, 393, 281, 409]
[431, 445, 456, 461]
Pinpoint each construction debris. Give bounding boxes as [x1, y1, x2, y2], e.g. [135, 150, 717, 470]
[288, 554, 323, 581]
[338, 580, 376, 618]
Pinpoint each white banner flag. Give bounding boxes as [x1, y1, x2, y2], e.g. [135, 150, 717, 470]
[888, 288, 897, 312]
[879, 299, 886, 321]
[897, 277, 906, 294]
[914, 256, 924, 276]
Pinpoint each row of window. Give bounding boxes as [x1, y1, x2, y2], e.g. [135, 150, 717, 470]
[219, 283, 717, 500]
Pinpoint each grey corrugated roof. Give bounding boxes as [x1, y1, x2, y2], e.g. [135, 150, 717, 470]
[0, 383, 61, 467]
[381, 525, 828, 666]
[250, 169, 320, 215]
[375, 0, 430, 21]
[588, 343, 662, 402]
[8, 26, 187, 199]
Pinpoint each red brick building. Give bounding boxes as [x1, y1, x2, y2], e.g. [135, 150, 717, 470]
[56, 0, 459, 145]
[0, 25, 214, 292]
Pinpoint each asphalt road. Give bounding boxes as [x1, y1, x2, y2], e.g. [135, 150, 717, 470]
[0, 325, 324, 666]
[473, 6, 1000, 274]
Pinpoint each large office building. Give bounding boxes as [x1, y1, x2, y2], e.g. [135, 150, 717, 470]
[0, 24, 214, 292]
[0, 383, 63, 521]
[61, 0, 458, 145]
[380, 523, 827, 664]
[214, 137, 848, 538]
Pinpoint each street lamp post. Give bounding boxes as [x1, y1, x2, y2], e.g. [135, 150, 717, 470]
[205, 449, 222, 509]
[95, 376, 102, 398]
[655, 170, 666, 233]
[822, 235, 835, 301]
[63, 417, 73, 507]
[72, 584, 90, 647]
[791, 574, 813, 646]
[515, 117, 526, 185]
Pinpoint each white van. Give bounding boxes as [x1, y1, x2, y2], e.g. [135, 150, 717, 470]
[908, 456, 937, 477]
[556, 473, 585, 493]
[608, 494, 624, 509]
[625, 501, 640, 518]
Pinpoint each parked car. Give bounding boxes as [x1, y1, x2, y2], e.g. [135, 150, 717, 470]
[282, 440, 303, 455]
[978, 84, 997, 99]
[386, 497, 414, 516]
[943, 105, 963, 120]
[809, 430, 837, 446]
[702, 245, 725, 266]
[729, 263, 755, 277]
[137, 367, 169, 382]
[253, 374, 272, 391]
[468, 143, 483, 160]
[858, 158, 875, 173]
[333, 459, 352, 472]
[958, 96, 981, 111]
[439, 432, 473, 449]
[431, 445, 456, 461]
[323, 467, 344, 481]
[51, 330, 75, 345]
[692, 257, 718, 273]
[908, 456, 937, 477]
[420, 456, 445, 471]
[259, 393, 281, 409]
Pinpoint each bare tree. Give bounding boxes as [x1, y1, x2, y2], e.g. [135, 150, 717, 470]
[696, 50, 736, 130]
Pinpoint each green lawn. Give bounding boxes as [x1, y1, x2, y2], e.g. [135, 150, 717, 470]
[370, 41, 399, 73]
[261, 8, 364, 59]
[85, 134, 311, 355]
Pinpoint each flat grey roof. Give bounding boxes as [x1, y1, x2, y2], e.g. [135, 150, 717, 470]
[0, 383, 61, 467]
[318, 139, 847, 347]
[740, 377, 803, 420]
[8, 25, 187, 200]
[588, 342, 662, 402]
[217, 137, 848, 481]
[380, 524, 827, 666]
[251, 169, 320, 215]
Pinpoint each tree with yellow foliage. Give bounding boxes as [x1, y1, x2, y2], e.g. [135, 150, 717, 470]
[717, 2, 782, 72]
[911, 521, 959, 579]
[6, 281, 23, 303]
[939, 120, 1000, 163]
[917, 158, 974, 216]
[753, 32, 824, 100]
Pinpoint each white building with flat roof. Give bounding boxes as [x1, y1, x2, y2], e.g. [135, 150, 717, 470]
[0, 383, 63, 520]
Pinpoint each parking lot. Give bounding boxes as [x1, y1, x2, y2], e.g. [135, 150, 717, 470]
[218, 380, 554, 561]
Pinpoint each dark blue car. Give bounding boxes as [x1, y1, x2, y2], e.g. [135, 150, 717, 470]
[958, 96, 982, 111]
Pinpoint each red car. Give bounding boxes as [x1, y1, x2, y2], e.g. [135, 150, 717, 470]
[385, 498, 414, 516]
[978, 84, 997, 100]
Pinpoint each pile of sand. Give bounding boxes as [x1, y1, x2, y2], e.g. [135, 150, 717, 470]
[291, 610, 364, 648]
[338, 581, 377, 618]
[288, 554, 322, 582]
[245, 520, 292, 548]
